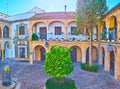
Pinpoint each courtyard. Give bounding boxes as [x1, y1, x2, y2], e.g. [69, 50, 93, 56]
[0, 60, 120, 89]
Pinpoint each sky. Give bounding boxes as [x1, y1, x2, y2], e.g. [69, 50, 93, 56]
[0, 0, 120, 16]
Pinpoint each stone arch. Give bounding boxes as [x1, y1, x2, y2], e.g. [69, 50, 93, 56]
[108, 16, 117, 41]
[67, 21, 78, 39]
[48, 21, 65, 40]
[86, 46, 98, 64]
[33, 45, 46, 61]
[70, 46, 82, 62]
[3, 26, 9, 38]
[110, 50, 115, 76]
[32, 22, 47, 40]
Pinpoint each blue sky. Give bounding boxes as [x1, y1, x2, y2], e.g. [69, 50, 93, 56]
[0, 0, 120, 15]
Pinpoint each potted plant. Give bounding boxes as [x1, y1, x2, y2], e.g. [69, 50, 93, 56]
[69, 38, 72, 41]
[94, 39, 97, 41]
[56, 38, 59, 41]
[61, 38, 64, 41]
[49, 38, 53, 41]
[111, 40, 114, 42]
[118, 38, 120, 42]
[105, 38, 109, 42]
[72, 37, 76, 41]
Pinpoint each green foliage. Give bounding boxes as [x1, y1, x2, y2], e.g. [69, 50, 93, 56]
[31, 33, 38, 41]
[101, 31, 107, 35]
[81, 63, 99, 72]
[46, 77, 77, 89]
[44, 45, 73, 78]
[76, 0, 108, 34]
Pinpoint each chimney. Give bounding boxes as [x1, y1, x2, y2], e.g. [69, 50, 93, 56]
[65, 5, 67, 12]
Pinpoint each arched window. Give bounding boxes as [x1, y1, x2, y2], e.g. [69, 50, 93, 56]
[3, 26, 9, 38]
[19, 25, 25, 35]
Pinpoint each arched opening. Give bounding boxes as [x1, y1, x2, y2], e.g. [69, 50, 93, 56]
[4, 41, 11, 58]
[32, 22, 47, 40]
[109, 16, 117, 41]
[33, 45, 46, 61]
[102, 47, 105, 68]
[3, 26, 9, 38]
[93, 25, 98, 40]
[67, 21, 79, 40]
[102, 22, 107, 39]
[86, 46, 98, 64]
[110, 51, 115, 75]
[70, 46, 82, 62]
[48, 21, 65, 40]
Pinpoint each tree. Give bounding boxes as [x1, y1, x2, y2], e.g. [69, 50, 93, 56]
[44, 45, 73, 84]
[31, 33, 39, 41]
[76, 0, 108, 65]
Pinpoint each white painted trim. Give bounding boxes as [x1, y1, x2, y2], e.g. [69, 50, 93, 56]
[18, 45, 27, 58]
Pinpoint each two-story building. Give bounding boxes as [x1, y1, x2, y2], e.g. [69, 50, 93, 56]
[0, 3, 120, 80]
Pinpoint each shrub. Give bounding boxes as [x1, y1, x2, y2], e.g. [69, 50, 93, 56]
[44, 45, 74, 84]
[46, 77, 77, 89]
[81, 63, 99, 72]
[31, 33, 38, 41]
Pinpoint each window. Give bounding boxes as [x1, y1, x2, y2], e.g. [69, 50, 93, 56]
[3, 26, 9, 38]
[55, 27, 62, 35]
[71, 27, 77, 35]
[19, 25, 25, 35]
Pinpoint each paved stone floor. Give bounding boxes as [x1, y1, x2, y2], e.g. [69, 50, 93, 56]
[0, 60, 120, 89]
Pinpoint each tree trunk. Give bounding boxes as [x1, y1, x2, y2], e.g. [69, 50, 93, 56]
[89, 26, 93, 66]
[59, 77, 63, 85]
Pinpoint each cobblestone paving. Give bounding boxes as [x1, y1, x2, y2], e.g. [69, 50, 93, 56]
[0, 60, 120, 89]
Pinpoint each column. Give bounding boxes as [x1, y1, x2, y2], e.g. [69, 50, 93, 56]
[29, 22, 33, 40]
[117, 21, 120, 40]
[29, 42, 33, 64]
[77, 48, 81, 62]
[106, 26, 109, 39]
[105, 50, 110, 71]
[99, 47, 103, 65]
[2, 48, 4, 59]
[81, 47, 86, 63]
[115, 46, 120, 80]
[65, 24, 68, 40]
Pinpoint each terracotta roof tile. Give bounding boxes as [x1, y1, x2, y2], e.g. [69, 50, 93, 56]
[30, 12, 75, 20]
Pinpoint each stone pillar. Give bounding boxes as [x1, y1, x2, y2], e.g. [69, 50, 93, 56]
[29, 22, 33, 40]
[2, 48, 4, 59]
[29, 42, 33, 64]
[65, 25, 68, 40]
[81, 47, 86, 63]
[30, 53, 33, 64]
[117, 21, 120, 40]
[105, 50, 110, 71]
[77, 48, 81, 62]
[115, 46, 120, 80]
[106, 26, 109, 39]
[99, 47, 103, 65]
